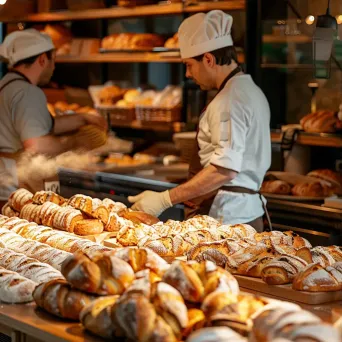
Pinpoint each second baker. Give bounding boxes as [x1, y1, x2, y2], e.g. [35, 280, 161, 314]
[129, 10, 272, 232]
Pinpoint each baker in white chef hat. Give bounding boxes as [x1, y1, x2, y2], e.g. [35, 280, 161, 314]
[129, 10, 273, 232]
[0, 29, 107, 209]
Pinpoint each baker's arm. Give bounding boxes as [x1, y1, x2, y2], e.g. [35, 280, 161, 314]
[128, 164, 237, 216]
[52, 113, 107, 135]
[23, 134, 75, 156]
[169, 164, 237, 204]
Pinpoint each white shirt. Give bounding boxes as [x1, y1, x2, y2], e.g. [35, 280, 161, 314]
[197, 74, 271, 224]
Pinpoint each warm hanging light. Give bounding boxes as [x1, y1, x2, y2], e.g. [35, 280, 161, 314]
[0, 0, 7, 5]
[336, 15, 342, 25]
[306, 15, 315, 25]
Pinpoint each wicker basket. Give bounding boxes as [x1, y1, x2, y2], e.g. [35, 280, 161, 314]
[135, 106, 181, 123]
[97, 107, 136, 124]
[173, 132, 196, 163]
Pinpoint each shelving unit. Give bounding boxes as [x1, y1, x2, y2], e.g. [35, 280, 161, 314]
[262, 35, 311, 44]
[0, 1, 245, 23]
[271, 130, 342, 148]
[109, 120, 185, 133]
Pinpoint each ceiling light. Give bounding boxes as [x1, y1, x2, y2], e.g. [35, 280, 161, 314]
[0, 0, 7, 4]
[336, 15, 342, 25]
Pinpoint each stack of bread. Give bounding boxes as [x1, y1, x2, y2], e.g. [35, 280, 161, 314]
[47, 101, 97, 117]
[101, 33, 164, 50]
[261, 169, 342, 197]
[34, 246, 272, 341]
[1, 189, 137, 236]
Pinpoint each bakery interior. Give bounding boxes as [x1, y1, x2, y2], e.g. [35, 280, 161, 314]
[0, 0, 342, 341]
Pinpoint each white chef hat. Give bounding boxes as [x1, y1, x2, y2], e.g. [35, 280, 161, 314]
[178, 10, 234, 59]
[0, 29, 55, 67]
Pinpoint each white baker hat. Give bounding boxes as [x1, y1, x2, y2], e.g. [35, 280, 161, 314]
[0, 29, 55, 67]
[178, 10, 234, 59]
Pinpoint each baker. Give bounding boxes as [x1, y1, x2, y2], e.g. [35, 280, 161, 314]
[0, 29, 107, 206]
[128, 11, 272, 231]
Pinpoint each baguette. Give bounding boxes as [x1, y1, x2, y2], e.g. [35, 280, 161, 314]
[32, 191, 65, 206]
[0, 247, 64, 284]
[0, 266, 37, 303]
[33, 278, 94, 320]
[0, 228, 71, 271]
[8, 188, 33, 212]
[61, 251, 135, 295]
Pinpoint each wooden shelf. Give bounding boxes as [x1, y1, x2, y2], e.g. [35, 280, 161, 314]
[261, 64, 313, 69]
[110, 120, 185, 133]
[263, 35, 311, 44]
[56, 51, 245, 64]
[185, 1, 245, 13]
[0, 3, 183, 22]
[0, 1, 245, 23]
[271, 130, 342, 148]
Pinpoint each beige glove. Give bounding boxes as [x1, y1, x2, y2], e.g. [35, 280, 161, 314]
[128, 190, 172, 217]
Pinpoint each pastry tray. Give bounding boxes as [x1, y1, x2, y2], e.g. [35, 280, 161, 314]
[235, 275, 342, 305]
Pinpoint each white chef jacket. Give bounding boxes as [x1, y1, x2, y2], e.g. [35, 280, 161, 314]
[197, 74, 271, 224]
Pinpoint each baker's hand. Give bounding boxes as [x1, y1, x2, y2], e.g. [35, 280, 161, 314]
[82, 113, 108, 131]
[128, 190, 172, 217]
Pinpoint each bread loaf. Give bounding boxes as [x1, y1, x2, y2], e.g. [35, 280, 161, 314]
[68, 194, 93, 215]
[300, 110, 338, 133]
[73, 219, 104, 235]
[61, 251, 135, 295]
[0, 266, 37, 303]
[20, 203, 43, 224]
[39, 201, 61, 227]
[185, 215, 221, 230]
[33, 278, 94, 320]
[311, 246, 336, 267]
[80, 296, 120, 338]
[0, 228, 71, 270]
[102, 198, 127, 213]
[119, 209, 160, 225]
[112, 292, 177, 342]
[8, 188, 33, 212]
[32, 191, 65, 206]
[91, 199, 109, 225]
[291, 182, 334, 197]
[151, 281, 188, 339]
[117, 223, 158, 247]
[0, 247, 64, 284]
[261, 255, 308, 285]
[111, 246, 170, 276]
[292, 263, 342, 292]
[261, 180, 292, 194]
[105, 212, 132, 232]
[162, 261, 204, 303]
[51, 206, 83, 233]
[186, 327, 247, 342]
[182, 309, 206, 339]
[1, 202, 19, 218]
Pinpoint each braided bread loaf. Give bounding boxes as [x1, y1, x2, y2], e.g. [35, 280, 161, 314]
[0, 228, 71, 270]
[51, 206, 83, 233]
[0, 247, 63, 284]
[292, 262, 342, 292]
[0, 266, 37, 303]
[20, 203, 43, 224]
[61, 251, 135, 295]
[8, 188, 33, 212]
[33, 278, 94, 320]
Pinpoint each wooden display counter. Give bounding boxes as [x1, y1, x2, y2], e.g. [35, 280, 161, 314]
[0, 303, 101, 342]
[0, 292, 340, 341]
